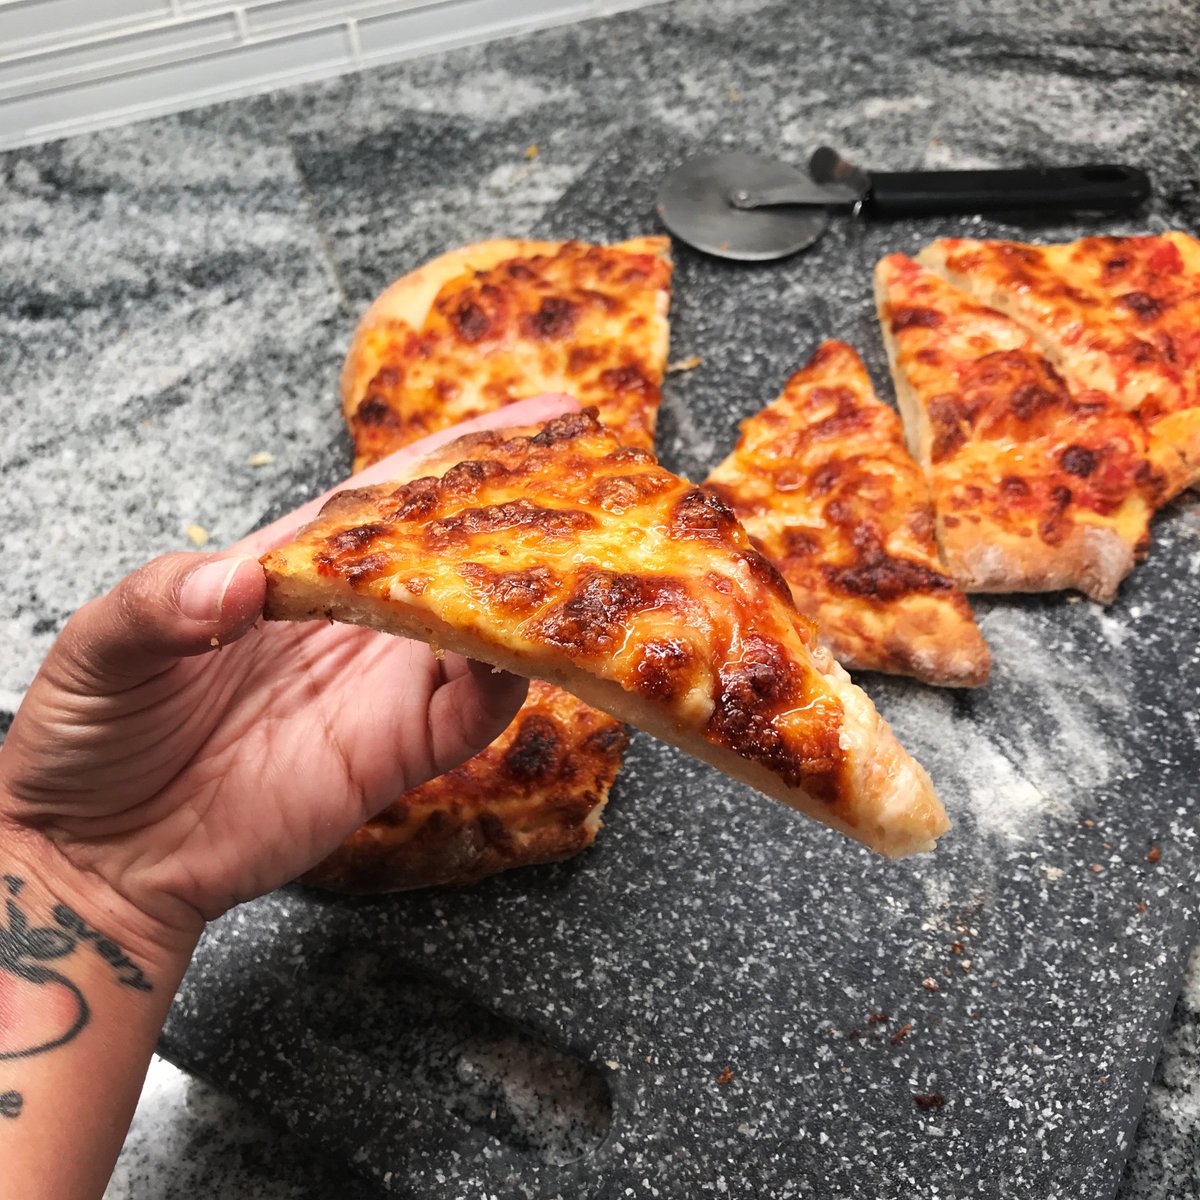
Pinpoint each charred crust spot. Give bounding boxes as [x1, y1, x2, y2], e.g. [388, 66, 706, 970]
[567, 345, 603, 374]
[587, 471, 674, 513]
[706, 635, 830, 790]
[523, 296, 578, 340]
[387, 476, 443, 522]
[599, 363, 654, 395]
[425, 499, 596, 548]
[505, 261, 536, 280]
[738, 550, 796, 609]
[631, 637, 696, 701]
[822, 528, 954, 601]
[1060, 445, 1097, 477]
[439, 458, 510, 498]
[783, 528, 821, 558]
[1115, 290, 1162, 322]
[927, 395, 967, 463]
[891, 305, 943, 332]
[670, 487, 739, 540]
[808, 463, 842, 496]
[1039, 484, 1074, 546]
[531, 570, 687, 656]
[1001, 475, 1031, 499]
[449, 298, 493, 343]
[327, 523, 388, 554]
[367, 800, 411, 829]
[458, 562, 560, 613]
[582, 723, 630, 758]
[354, 395, 401, 427]
[320, 551, 389, 587]
[503, 715, 564, 783]
[477, 810, 513, 848]
[1007, 380, 1060, 421]
[529, 408, 603, 447]
[1103, 255, 1129, 279]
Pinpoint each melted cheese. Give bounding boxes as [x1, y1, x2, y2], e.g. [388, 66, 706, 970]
[918, 234, 1200, 492]
[343, 238, 672, 469]
[876, 254, 1157, 602]
[705, 340, 990, 687]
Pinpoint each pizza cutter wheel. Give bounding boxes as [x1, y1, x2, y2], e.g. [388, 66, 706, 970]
[656, 148, 1151, 261]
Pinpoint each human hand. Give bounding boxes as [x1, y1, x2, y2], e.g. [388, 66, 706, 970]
[0, 394, 579, 959]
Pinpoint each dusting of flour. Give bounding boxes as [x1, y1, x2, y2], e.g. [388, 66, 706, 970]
[880, 599, 1132, 844]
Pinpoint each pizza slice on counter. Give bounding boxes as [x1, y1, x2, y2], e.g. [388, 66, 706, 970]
[342, 237, 672, 470]
[917, 233, 1200, 497]
[875, 253, 1160, 604]
[263, 409, 949, 859]
[704, 339, 990, 688]
[301, 680, 628, 892]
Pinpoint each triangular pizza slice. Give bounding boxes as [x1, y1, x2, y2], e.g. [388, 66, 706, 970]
[875, 253, 1160, 604]
[917, 233, 1200, 496]
[263, 410, 948, 859]
[342, 237, 673, 470]
[705, 340, 990, 687]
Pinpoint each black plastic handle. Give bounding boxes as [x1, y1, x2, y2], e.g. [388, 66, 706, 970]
[864, 164, 1150, 217]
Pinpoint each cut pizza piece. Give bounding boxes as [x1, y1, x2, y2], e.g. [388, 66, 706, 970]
[343, 237, 672, 470]
[875, 253, 1160, 604]
[262, 409, 948, 859]
[917, 234, 1200, 495]
[302, 681, 628, 892]
[705, 340, 990, 688]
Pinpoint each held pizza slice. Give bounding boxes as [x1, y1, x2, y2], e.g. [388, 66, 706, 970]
[875, 253, 1160, 604]
[343, 237, 672, 471]
[704, 340, 990, 688]
[262, 410, 949, 859]
[917, 234, 1200, 496]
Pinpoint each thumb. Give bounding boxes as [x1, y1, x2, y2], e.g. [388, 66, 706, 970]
[54, 553, 266, 691]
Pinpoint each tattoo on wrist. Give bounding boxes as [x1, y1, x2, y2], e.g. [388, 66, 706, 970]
[1, 874, 155, 1120]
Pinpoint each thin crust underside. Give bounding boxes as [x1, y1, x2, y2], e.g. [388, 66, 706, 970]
[875, 253, 1156, 604]
[705, 339, 990, 687]
[262, 411, 948, 858]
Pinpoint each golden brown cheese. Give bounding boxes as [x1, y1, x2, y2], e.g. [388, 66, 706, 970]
[876, 253, 1159, 604]
[918, 233, 1200, 494]
[705, 340, 990, 687]
[263, 410, 948, 858]
[302, 681, 628, 892]
[342, 237, 672, 470]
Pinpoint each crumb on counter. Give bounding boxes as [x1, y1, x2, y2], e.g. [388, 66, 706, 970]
[247, 451, 275, 467]
[186, 524, 210, 547]
[667, 355, 703, 374]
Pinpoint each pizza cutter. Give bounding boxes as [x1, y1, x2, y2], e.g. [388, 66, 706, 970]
[656, 148, 1151, 260]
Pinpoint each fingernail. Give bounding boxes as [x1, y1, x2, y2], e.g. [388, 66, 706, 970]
[180, 557, 251, 622]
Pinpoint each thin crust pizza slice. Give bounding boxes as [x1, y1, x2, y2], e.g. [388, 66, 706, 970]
[343, 237, 672, 470]
[262, 410, 948, 859]
[705, 340, 990, 687]
[917, 234, 1200, 496]
[875, 253, 1160, 604]
[302, 681, 628, 892]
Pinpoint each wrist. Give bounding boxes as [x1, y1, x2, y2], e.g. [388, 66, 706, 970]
[1, 819, 201, 988]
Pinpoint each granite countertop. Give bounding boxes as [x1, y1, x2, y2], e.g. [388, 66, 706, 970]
[2, 0, 1197, 1196]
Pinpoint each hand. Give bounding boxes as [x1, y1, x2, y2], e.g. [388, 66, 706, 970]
[0, 395, 578, 958]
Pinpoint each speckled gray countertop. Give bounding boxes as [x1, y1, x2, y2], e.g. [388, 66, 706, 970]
[2, 1, 1197, 1196]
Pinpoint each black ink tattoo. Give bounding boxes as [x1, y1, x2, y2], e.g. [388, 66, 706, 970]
[0, 873, 154, 1087]
[0, 1091, 22, 1119]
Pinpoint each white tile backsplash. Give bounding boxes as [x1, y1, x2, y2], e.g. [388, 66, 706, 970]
[0, 0, 173, 52]
[0, 0, 666, 150]
[0, 13, 239, 98]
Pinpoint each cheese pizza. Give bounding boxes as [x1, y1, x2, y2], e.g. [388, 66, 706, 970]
[302, 680, 628, 892]
[875, 253, 1160, 604]
[342, 237, 673, 470]
[262, 409, 948, 858]
[917, 233, 1200, 496]
[705, 340, 990, 687]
